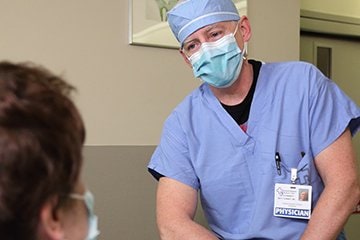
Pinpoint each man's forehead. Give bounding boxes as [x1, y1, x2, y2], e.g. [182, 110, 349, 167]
[184, 21, 234, 42]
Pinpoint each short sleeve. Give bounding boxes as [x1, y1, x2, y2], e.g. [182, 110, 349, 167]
[148, 111, 200, 190]
[308, 66, 360, 156]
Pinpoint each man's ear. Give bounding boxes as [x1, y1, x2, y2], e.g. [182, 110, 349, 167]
[179, 48, 192, 67]
[38, 197, 65, 240]
[238, 16, 252, 42]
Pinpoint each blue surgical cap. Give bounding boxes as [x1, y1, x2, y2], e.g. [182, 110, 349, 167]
[168, 0, 240, 45]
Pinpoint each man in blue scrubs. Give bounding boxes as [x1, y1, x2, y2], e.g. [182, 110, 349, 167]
[148, 0, 360, 239]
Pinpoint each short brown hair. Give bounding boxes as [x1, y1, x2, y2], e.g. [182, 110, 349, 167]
[0, 61, 86, 239]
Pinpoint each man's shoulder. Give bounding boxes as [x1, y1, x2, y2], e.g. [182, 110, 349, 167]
[173, 84, 207, 111]
[253, 61, 328, 104]
[262, 60, 316, 72]
[165, 84, 208, 123]
[260, 61, 323, 86]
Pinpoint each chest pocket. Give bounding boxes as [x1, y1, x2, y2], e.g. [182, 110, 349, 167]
[257, 128, 321, 185]
[272, 151, 320, 186]
[256, 128, 324, 205]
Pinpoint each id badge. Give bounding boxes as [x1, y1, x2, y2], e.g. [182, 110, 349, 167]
[274, 183, 312, 219]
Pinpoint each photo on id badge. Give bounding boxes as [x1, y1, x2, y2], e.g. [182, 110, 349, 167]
[298, 189, 309, 201]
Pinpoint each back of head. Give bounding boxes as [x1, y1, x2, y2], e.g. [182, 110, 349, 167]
[167, 0, 240, 45]
[0, 61, 85, 240]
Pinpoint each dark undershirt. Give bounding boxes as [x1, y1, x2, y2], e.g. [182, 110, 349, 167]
[148, 59, 262, 180]
[221, 59, 262, 126]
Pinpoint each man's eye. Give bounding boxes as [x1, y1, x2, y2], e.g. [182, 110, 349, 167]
[186, 43, 196, 51]
[209, 31, 223, 40]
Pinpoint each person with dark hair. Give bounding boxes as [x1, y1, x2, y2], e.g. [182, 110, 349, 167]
[147, 0, 360, 239]
[0, 61, 99, 240]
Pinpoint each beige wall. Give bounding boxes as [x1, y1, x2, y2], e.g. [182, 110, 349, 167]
[0, 0, 300, 146]
[0, 0, 197, 145]
[247, 0, 300, 62]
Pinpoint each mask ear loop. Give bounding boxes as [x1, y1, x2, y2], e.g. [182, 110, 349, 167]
[232, 22, 239, 37]
[233, 21, 248, 60]
[243, 42, 248, 60]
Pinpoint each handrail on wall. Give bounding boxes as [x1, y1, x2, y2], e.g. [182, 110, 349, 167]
[300, 10, 360, 38]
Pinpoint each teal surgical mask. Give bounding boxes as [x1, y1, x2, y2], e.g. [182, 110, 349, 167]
[188, 26, 246, 88]
[70, 190, 100, 240]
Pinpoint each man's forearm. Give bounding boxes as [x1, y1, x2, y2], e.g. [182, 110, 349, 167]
[158, 218, 218, 240]
[301, 182, 360, 240]
[156, 177, 219, 240]
[301, 129, 360, 239]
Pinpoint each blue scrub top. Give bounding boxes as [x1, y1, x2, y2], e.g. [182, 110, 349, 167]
[148, 61, 360, 240]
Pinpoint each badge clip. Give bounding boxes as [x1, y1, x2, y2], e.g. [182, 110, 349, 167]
[291, 168, 297, 184]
